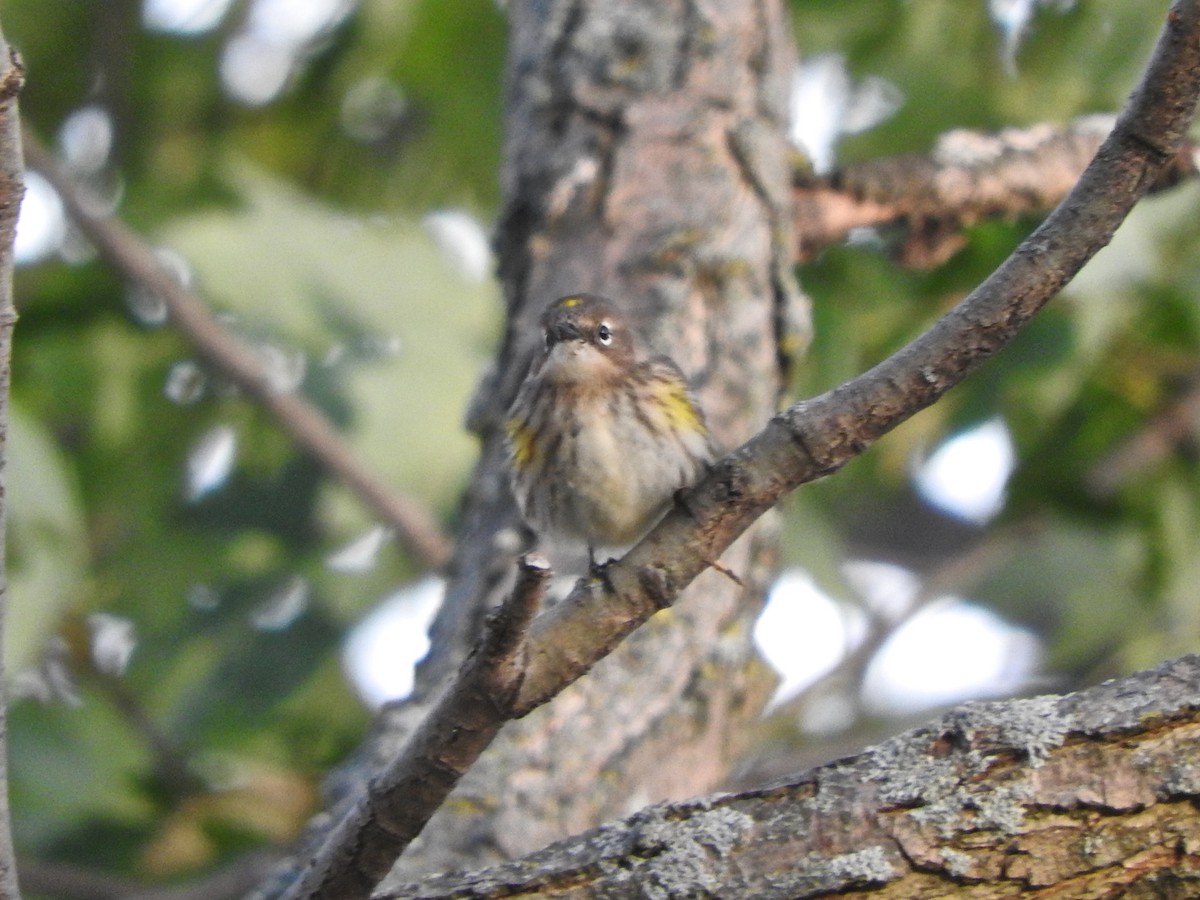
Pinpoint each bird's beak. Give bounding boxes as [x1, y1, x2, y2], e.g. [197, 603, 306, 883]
[546, 320, 585, 345]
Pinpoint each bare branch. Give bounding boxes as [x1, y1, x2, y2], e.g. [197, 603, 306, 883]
[0, 21, 24, 900]
[281, 555, 551, 899]
[19, 131, 453, 571]
[795, 116, 1200, 267]
[271, 4, 1200, 896]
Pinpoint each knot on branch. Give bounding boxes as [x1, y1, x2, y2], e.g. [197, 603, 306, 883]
[478, 553, 551, 712]
[637, 563, 676, 610]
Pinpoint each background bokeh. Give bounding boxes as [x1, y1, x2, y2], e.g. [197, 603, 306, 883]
[5, 0, 1199, 886]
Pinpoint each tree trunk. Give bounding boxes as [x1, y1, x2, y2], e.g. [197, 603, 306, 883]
[383, 0, 806, 881]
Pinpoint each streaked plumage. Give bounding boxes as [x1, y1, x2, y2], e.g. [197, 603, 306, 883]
[506, 293, 714, 552]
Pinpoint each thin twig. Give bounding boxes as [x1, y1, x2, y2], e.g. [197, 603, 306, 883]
[91, 672, 205, 797]
[20, 130, 453, 571]
[269, 4, 1200, 895]
[1086, 370, 1200, 496]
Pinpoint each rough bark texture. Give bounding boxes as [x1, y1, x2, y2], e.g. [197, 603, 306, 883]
[0, 26, 22, 900]
[381, 654, 1200, 899]
[384, 0, 805, 880]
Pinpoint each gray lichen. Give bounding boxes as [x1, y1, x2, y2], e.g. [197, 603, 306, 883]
[595, 802, 754, 896]
[380, 655, 1200, 898]
[938, 847, 978, 880]
[820, 846, 898, 884]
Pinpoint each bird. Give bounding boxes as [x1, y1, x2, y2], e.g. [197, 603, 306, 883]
[505, 293, 714, 567]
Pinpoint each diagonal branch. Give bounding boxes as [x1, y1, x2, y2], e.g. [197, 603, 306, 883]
[272, 3, 1200, 897]
[507, 0, 1200, 720]
[20, 131, 453, 571]
[282, 554, 552, 899]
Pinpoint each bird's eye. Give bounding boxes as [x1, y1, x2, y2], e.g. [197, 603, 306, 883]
[596, 323, 614, 347]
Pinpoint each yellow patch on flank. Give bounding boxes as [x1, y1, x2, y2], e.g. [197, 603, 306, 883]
[506, 418, 537, 467]
[660, 381, 703, 434]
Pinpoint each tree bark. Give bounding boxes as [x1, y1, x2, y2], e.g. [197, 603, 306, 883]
[380, 653, 1200, 899]
[386, 0, 805, 879]
[0, 22, 22, 900]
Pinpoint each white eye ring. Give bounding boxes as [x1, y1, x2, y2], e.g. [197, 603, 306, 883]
[596, 322, 614, 346]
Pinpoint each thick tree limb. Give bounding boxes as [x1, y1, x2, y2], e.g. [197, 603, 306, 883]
[0, 24, 23, 900]
[19, 131, 453, 570]
[382, 653, 1200, 898]
[269, 3, 1200, 898]
[794, 117, 1200, 268]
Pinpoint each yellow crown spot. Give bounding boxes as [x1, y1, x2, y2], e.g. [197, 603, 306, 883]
[506, 418, 537, 467]
[559, 296, 583, 308]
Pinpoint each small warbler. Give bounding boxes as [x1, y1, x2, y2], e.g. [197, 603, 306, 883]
[506, 293, 714, 562]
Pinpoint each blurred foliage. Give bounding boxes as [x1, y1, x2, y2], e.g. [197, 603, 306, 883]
[786, 0, 1200, 692]
[1, 0, 1198, 890]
